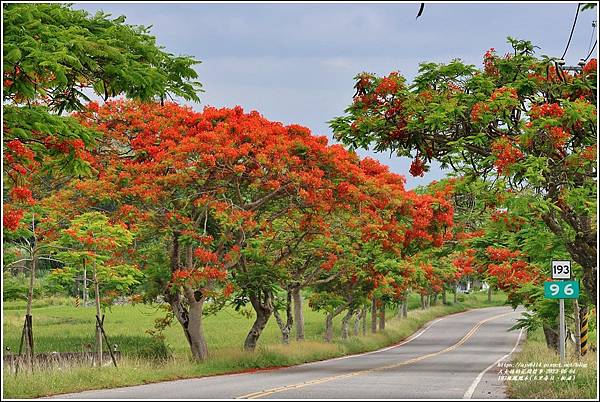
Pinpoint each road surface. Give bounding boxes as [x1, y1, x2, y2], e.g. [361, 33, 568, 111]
[49, 306, 524, 399]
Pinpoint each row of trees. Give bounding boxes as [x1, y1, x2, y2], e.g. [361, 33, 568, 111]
[330, 36, 597, 350]
[5, 97, 470, 360]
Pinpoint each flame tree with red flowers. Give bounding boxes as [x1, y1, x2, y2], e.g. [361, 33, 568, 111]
[307, 157, 454, 337]
[3, 3, 202, 235]
[65, 101, 402, 357]
[331, 37, 597, 305]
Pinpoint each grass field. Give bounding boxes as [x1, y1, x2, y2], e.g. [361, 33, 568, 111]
[3, 291, 505, 398]
[507, 322, 597, 399]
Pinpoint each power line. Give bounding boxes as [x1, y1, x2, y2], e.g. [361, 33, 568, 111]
[587, 20, 597, 55]
[583, 40, 597, 62]
[561, 3, 581, 59]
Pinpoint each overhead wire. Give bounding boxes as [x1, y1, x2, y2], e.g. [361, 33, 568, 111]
[586, 20, 596, 55]
[583, 40, 597, 62]
[561, 3, 581, 60]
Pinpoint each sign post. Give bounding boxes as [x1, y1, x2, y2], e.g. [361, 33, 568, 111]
[559, 298, 565, 363]
[545, 260, 574, 363]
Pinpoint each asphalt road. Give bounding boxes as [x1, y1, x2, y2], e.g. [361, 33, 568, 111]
[49, 306, 524, 399]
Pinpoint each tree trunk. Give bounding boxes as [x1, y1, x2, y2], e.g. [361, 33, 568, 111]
[244, 290, 274, 351]
[402, 297, 408, 318]
[324, 314, 334, 343]
[573, 299, 581, 358]
[371, 299, 377, 333]
[324, 304, 346, 342]
[26, 253, 36, 318]
[82, 259, 88, 307]
[93, 262, 102, 367]
[487, 286, 492, 303]
[22, 251, 36, 367]
[187, 296, 208, 359]
[273, 290, 293, 344]
[543, 324, 560, 352]
[165, 233, 209, 361]
[442, 290, 447, 305]
[341, 309, 353, 340]
[397, 302, 403, 318]
[353, 310, 361, 336]
[432, 293, 438, 306]
[291, 286, 305, 341]
[573, 299, 582, 357]
[427, 294, 431, 308]
[453, 289, 457, 304]
[378, 305, 385, 331]
[581, 265, 597, 307]
[362, 306, 367, 336]
[420, 294, 426, 310]
[166, 291, 208, 360]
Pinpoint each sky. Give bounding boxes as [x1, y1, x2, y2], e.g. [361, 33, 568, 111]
[73, 1, 598, 189]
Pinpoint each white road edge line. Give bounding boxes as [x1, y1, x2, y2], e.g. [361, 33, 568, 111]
[463, 328, 524, 399]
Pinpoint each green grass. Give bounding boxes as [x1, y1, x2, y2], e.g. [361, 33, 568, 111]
[507, 321, 597, 399]
[3, 290, 505, 398]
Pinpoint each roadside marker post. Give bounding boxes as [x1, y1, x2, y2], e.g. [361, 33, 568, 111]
[544, 260, 576, 364]
[580, 308, 589, 356]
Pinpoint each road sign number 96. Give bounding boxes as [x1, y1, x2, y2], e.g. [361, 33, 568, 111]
[549, 283, 574, 296]
[544, 281, 579, 299]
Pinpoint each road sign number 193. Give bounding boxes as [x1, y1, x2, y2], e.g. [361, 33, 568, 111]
[552, 260, 571, 279]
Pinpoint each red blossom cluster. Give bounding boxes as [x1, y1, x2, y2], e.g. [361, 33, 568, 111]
[581, 145, 596, 161]
[6, 139, 35, 160]
[10, 186, 34, 204]
[487, 260, 541, 292]
[490, 87, 517, 100]
[491, 137, 524, 175]
[452, 248, 476, 279]
[548, 126, 571, 150]
[171, 266, 227, 285]
[529, 103, 564, 119]
[485, 246, 521, 262]
[194, 248, 218, 264]
[3, 205, 24, 231]
[375, 73, 401, 95]
[320, 253, 338, 272]
[455, 230, 485, 241]
[582, 58, 597, 75]
[483, 48, 499, 76]
[409, 157, 426, 177]
[470, 102, 489, 122]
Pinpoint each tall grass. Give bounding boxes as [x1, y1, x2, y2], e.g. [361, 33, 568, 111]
[506, 325, 597, 399]
[3, 290, 505, 398]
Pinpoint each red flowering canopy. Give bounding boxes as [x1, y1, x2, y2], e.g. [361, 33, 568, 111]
[331, 37, 597, 304]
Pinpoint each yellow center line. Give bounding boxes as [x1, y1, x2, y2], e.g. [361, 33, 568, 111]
[237, 311, 515, 399]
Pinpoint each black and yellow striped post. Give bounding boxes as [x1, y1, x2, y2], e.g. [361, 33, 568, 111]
[75, 294, 80, 308]
[580, 307, 589, 356]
